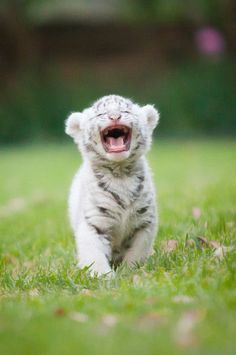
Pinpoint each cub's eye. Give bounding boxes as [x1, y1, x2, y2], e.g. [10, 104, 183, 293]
[97, 113, 107, 118]
[122, 111, 131, 114]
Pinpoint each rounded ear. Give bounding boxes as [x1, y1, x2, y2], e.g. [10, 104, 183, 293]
[142, 105, 160, 130]
[65, 112, 83, 138]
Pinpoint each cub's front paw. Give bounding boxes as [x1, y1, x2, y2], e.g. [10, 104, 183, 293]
[78, 261, 113, 277]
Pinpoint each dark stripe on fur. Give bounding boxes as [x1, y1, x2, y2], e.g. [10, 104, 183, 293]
[109, 190, 125, 209]
[133, 221, 152, 234]
[137, 207, 148, 214]
[97, 206, 115, 219]
[88, 222, 104, 235]
[98, 181, 106, 189]
[137, 175, 145, 183]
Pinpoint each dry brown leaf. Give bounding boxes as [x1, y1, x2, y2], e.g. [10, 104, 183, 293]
[175, 310, 204, 348]
[69, 312, 88, 323]
[226, 221, 235, 228]
[101, 314, 118, 327]
[185, 239, 195, 248]
[209, 240, 221, 249]
[54, 308, 66, 317]
[0, 197, 28, 218]
[31, 191, 48, 204]
[0, 193, 48, 218]
[172, 295, 194, 304]
[192, 207, 201, 219]
[28, 289, 39, 297]
[145, 296, 159, 305]
[80, 288, 93, 296]
[23, 260, 35, 270]
[137, 312, 168, 329]
[196, 237, 218, 247]
[133, 274, 142, 286]
[196, 236, 209, 246]
[161, 240, 178, 253]
[186, 237, 222, 250]
[213, 246, 234, 260]
[2, 254, 18, 265]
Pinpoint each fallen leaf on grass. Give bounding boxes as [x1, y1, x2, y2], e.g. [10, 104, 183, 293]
[145, 296, 160, 305]
[80, 288, 93, 296]
[69, 312, 88, 323]
[196, 237, 234, 259]
[161, 240, 178, 253]
[133, 274, 142, 285]
[197, 237, 220, 249]
[0, 193, 48, 218]
[28, 289, 39, 297]
[2, 253, 18, 265]
[175, 310, 204, 348]
[226, 221, 235, 228]
[54, 308, 66, 317]
[23, 260, 36, 270]
[192, 207, 201, 219]
[196, 236, 209, 246]
[0, 197, 27, 217]
[208, 240, 221, 249]
[213, 246, 234, 260]
[172, 295, 194, 304]
[31, 191, 48, 205]
[186, 237, 225, 252]
[136, 312, 168, 329]
[185, 239, 195, 248]
[101, 314, 118, 327]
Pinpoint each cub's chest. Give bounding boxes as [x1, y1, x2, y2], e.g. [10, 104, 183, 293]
[98, 173, 145, 204]
[88, 169, 152, 233]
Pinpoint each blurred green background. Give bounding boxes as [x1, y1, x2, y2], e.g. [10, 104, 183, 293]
[0, 0, 235, 144]
[1, 3, 236, 354]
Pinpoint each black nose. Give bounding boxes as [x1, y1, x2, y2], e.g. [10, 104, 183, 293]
[109, 114, 121, 121]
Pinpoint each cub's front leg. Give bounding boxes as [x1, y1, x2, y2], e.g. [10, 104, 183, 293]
[123, 226, 156, 267]
[75, 220, 112, 276]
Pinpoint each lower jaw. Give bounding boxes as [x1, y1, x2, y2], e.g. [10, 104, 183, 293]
[105, 150, 130, 161]
[106, 148, 127, 153]
[103, 144, 130, 154]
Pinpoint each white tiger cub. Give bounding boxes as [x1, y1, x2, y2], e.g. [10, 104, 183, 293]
[65, 95, 159, 276]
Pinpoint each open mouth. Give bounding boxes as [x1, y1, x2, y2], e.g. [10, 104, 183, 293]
[101, 125, 132, 153]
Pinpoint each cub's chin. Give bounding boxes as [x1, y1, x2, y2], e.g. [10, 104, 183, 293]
[104, 150, 131, 162]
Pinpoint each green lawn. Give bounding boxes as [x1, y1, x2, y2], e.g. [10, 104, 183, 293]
[0, 140, 235, 355]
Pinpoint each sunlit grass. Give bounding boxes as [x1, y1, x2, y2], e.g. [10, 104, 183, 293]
[0, 140, 235, 355]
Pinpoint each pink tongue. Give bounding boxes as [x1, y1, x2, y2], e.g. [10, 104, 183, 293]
[107, 136, 124, 148]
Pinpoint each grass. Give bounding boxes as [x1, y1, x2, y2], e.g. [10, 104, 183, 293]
[0, 140, 235, 355]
